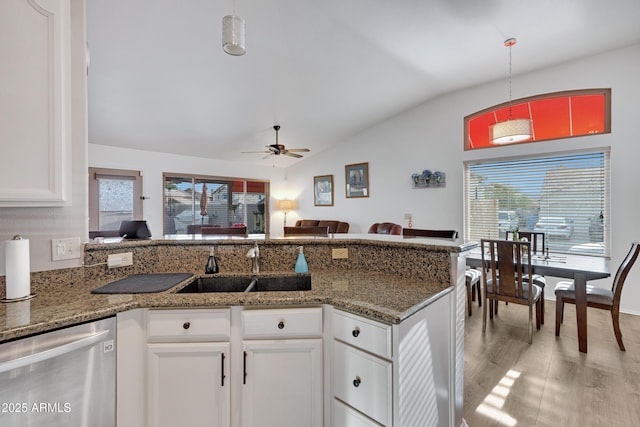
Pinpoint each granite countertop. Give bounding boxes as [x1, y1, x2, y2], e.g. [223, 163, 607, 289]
[0, 269, 451, 342]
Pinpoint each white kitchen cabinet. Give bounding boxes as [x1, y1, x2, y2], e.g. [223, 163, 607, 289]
[331, 292, 454, 427]
[240, 307, 323, 427]
[332, 399, 383, 427]
[147, 342, 230, 427]
[0, 0, 73, 206]
[146, 309, 231, 427]
[117, 296, 453, 427]
[241, 339, 323, 427]
[118, 307, 323, 427]
[333, 340, 392, 426]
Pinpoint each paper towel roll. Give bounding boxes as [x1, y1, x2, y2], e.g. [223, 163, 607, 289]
[6, 300, 30, 327]
[5, 238, 31, 300]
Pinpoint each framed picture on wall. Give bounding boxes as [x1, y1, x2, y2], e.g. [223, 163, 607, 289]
[314, 175, 334, 206]
[345, 162, 369, 198]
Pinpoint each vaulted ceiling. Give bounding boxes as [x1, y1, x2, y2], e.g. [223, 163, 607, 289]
[87, 0, 640, 166]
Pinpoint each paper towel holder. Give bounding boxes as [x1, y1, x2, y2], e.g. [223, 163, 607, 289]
[2, 235, 36, 303]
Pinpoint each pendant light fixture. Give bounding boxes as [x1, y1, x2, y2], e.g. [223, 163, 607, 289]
[222, 0, 245, 56]
[490, 38, 532, 144]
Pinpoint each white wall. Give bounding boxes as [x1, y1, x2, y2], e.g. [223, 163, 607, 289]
[88, 144, 288, 238]
[0, 0, 87, 274]
[286, 43, 640, 313]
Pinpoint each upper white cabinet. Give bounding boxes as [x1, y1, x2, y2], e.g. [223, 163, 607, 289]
[0, 0, 73, 206]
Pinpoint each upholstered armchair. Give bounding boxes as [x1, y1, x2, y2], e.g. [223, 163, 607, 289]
[368, 222, 402, 235]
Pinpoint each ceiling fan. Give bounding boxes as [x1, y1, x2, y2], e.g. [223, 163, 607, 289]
[243, 125, 310, 159]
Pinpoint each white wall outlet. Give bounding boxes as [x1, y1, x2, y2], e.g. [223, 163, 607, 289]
[107, 252, 133, 268]
[51, 237, 82, 261]
[332, 248, 349, 259]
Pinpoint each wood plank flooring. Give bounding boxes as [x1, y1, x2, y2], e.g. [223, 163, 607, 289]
[463, 301, 640, 426]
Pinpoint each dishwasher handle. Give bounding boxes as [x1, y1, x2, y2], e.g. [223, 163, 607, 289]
[0, 329, 110, 374]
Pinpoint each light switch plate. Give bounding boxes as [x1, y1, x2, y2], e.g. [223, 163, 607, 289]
[51, 237, 82, 261]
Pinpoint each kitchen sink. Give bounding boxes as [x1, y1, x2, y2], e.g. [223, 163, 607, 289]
[176, 274, 311, 293]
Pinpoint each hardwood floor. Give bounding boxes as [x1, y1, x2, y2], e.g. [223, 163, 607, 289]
[463, 301, 640, 426]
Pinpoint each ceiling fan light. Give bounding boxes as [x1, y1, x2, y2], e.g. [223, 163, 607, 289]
[223, 15, 245, 56]
[490, 119, 532, 144]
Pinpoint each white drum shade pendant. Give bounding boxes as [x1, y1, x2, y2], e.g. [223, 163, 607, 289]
[491, 38, 532, 144]
[490, 118, 532, 144]
[223, 15, 245, 56]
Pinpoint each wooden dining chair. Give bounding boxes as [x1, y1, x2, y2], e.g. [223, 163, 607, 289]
[481, 239, 543, 344]
[505, 230, 547, 323]
[555, 241, 640, 351]
[283, 226, 329, 237]
[402, 228, 458, 239]
[201, 226, 247, 235]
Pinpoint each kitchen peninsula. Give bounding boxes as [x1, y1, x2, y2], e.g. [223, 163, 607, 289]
[0, 234, 476, 427]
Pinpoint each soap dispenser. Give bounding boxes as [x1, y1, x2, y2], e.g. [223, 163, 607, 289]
[205, 246, 219, 274]
[294, 246, 308, 273]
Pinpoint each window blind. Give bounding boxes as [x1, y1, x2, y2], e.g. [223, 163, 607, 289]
[464, 150, 609, 257]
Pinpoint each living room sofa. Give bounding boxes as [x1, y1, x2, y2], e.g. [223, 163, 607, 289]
[294, 219, 350, 233]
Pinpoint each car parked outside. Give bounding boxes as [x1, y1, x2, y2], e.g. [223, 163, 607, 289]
[534, 216, 574, 239]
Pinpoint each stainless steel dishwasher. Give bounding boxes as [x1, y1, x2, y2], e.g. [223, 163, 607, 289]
[0, 316, 116, 427]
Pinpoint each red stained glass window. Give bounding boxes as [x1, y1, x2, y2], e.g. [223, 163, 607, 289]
[464, 89, 610, 150]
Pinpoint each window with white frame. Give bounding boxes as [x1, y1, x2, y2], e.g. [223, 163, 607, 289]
[464, 150, 609, 257]
[89, 168, 143, 237]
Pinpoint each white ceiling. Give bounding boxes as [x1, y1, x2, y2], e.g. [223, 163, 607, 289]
[87, 0, 640, 167]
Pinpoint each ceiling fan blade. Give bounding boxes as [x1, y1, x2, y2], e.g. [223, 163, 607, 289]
[286, 148, 310, 153]
[284, 152, 303, 158]
[262, 153, 273, 159]
[242, 150, 271, 154]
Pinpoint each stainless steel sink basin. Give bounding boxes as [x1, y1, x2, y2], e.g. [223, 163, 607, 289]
[176, 274, 311, 293]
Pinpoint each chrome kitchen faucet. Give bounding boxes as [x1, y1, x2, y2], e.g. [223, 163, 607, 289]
[246, 242, 260, 274]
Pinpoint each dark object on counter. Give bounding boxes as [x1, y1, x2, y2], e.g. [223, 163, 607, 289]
[205, 247, 219, 274]
[89, 230, 121, 239]
[119, 220, 152, 239]
[402, 228, 458, 239]
[92, 273, 193, 294]
[202, 226, 247, 235]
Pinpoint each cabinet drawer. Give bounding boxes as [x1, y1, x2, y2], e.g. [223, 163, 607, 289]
[332, 399, 384, 427]
[333, 341, 392, 426]
[333, 310, 392, 358]
[147, 309, 230, 342]
[242, 307, 322, 339]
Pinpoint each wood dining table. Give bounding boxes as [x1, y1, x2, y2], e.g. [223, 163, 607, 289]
[466, 248, 610, 353]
